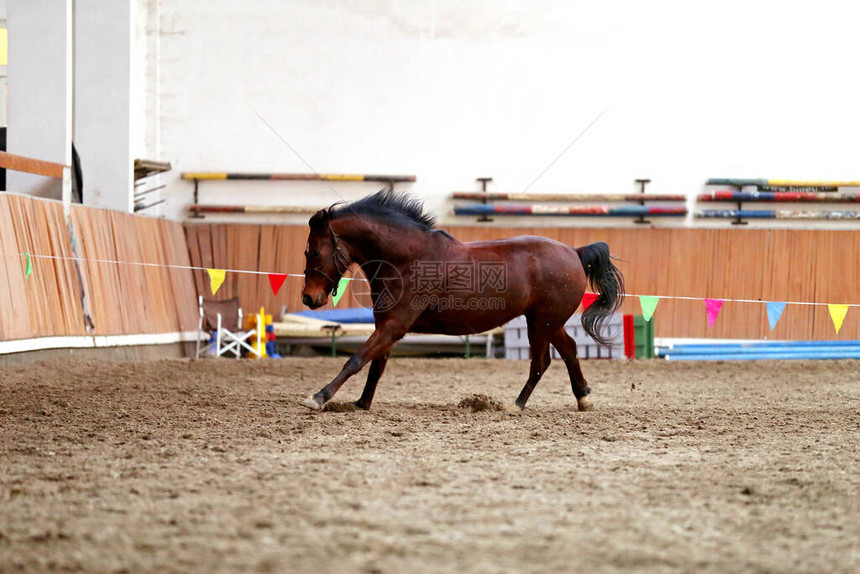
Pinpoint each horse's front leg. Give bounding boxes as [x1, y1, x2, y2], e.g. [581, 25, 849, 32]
[302, 326, 404, 411]
[355, 353, 389, 410]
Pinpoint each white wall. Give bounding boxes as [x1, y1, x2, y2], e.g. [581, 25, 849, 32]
[146, 1, 860, 226]
[6, 0, 71, 199]
[74, 0, 134, 213]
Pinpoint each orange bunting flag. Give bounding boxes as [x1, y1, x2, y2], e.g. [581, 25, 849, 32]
[207, 268, 226, 295]
[828, 304, 849, 334]
[268, 273, 288, 296]
[581, 292, 599, 311]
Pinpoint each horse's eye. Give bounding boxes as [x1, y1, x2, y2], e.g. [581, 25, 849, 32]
[308, 250, 320, 258]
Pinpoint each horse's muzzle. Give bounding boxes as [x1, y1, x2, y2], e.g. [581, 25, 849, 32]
[302, 293, 325, 309]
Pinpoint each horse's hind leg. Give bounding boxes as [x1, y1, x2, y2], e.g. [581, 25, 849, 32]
[550, 328, 593, 411]
[514, 325, 551, 409]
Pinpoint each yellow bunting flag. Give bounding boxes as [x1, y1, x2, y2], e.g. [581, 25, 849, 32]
[207, 269, 226, 295]
[828, 304, 849, 334]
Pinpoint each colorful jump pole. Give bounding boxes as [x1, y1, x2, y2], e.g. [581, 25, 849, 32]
[699, 191, 860, 203]
[696, 209, 860, 220]
[182, 172, 416, 182]
[455, 204, 687, 217]
[452, 192, 686, 202]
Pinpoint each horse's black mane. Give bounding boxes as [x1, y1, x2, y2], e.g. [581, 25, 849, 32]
[331, 189, 438, 231]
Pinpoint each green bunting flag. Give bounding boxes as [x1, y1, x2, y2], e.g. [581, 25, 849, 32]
[24, 251, 32, 278]
[331, 277, 350, 307]
[639, 296, 659, 321]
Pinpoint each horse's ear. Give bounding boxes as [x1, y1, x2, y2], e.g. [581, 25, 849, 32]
[309, 208, 330, 229]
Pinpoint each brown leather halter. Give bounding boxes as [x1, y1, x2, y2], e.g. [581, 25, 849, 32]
[303, 225, 351, 296]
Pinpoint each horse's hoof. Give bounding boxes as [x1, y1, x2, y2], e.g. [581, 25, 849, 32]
[353, 401, 370, 411]
[577, 397, 594, 412]
[504, 403, 524, 414]
[302, 396, 324, 411]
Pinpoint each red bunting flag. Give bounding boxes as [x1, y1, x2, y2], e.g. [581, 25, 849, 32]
[268, 273, 288, 295]
[581, 292, 599, 311]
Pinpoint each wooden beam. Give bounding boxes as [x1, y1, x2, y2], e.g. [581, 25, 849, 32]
[0, 150, 66, 179]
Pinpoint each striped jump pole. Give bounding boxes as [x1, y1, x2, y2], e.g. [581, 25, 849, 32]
[181, 172, 416, 182]
[706, 178, 860, 192]
[699, 191, 860, 203]
[182, 172, 416, 216]
[455, 204, 687, 217]
[452, 192, 687, 202]
[189, 205, 323, 214]
[696, 209, 860, 220]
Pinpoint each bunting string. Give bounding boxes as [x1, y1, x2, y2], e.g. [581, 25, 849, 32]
[4, 250, 859, 308]
[3, 250, 308, 278]
[625, 293, 860, 308]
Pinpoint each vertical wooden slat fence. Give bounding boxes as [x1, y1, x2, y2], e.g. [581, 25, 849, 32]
[185, 223, 859, 341]
[0, 194, 198, 343]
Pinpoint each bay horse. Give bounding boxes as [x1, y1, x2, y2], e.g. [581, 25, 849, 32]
[301, 190, 624, 412]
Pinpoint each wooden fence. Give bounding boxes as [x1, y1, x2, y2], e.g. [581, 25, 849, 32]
[183, 223, 376, 315]
[186, 223, 860, 341]
[0, 193, 198, 342]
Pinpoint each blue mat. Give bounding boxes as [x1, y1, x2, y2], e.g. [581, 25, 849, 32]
[293, 307, 374, 324]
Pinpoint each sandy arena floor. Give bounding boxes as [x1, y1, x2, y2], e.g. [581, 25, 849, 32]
[1, 357, 859, 573]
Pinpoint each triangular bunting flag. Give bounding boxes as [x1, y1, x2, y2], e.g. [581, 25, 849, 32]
[766, 302, 786, 331]
[331, 277, 350, 307]
[639, 296, 659, 322]
[24, 251, 32, 278]
[828, 304, 849, 334]
[581, 292, 599, 311]
[207, 268, 226, 295]
[268, 273, 288, 296]
[705, 299, 723, 328]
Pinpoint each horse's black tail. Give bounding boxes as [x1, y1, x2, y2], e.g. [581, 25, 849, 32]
[575, 242, 625, 347]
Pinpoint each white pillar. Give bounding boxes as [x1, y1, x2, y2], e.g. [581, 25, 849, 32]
[74, 0, 134, 213]
[6, 0, 73, 199]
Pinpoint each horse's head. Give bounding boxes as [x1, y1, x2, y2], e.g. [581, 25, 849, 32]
[301, 208, 350, 309]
